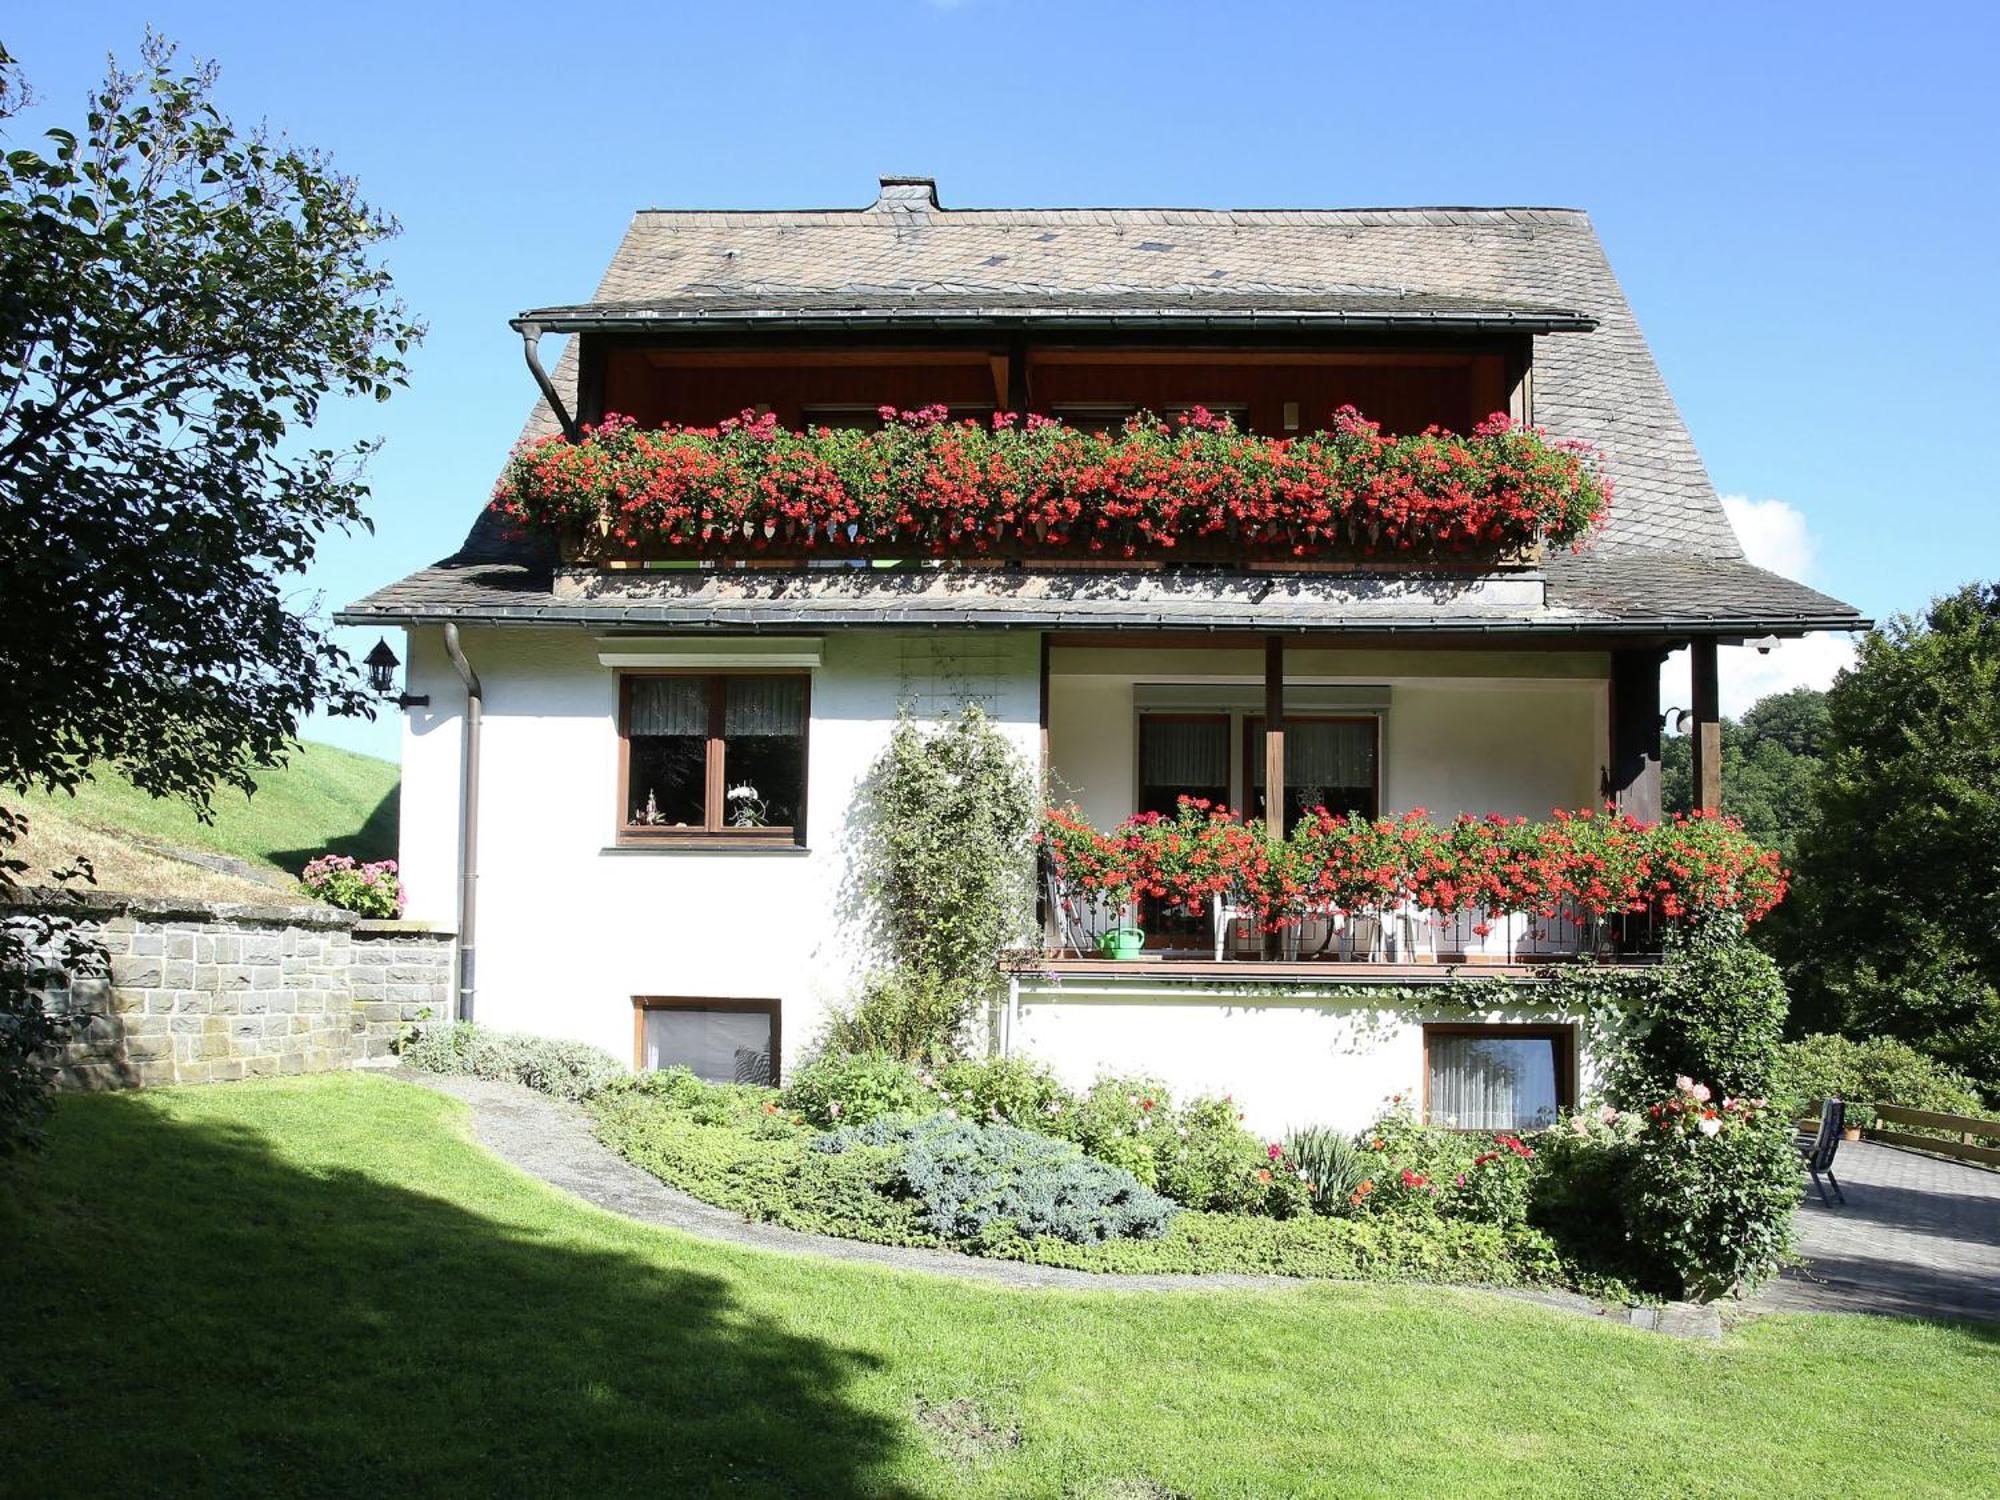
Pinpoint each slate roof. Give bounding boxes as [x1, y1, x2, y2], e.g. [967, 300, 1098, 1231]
[339, 177, 1864, 637]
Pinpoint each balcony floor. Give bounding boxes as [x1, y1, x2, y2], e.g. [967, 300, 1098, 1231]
[1009, 953, 1657, 985]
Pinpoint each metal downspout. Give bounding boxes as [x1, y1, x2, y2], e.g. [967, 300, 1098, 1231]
[518, 323, 580, 441]
[443, 623, 482, 1022]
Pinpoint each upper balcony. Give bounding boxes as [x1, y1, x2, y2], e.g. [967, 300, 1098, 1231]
[495, 333, 1609, 573]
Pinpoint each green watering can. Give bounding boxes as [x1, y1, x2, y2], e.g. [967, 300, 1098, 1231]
[1098, 926, 1147, 960]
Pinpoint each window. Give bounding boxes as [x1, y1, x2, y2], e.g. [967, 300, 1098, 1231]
[620, 673, 808, 841]
[1245, 716, 1379, 829]
[635, 998, 780, 1085]
[1137, 714, 1230, 816]
[1424, 1024, 1574, 1132]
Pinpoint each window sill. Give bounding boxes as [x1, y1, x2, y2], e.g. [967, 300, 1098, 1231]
[602, 840, 811, 856]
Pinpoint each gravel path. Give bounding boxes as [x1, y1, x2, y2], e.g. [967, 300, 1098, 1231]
[392, 1068, 1623, 1315]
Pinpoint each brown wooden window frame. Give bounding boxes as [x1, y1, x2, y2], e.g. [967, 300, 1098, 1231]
[633, 996, 782, 1085]
[1420, 1022, 1576, 1130]
[1242, 713, 1383, 825]
[616, 669, 811, 847]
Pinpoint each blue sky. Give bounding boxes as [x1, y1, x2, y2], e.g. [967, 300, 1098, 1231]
[12, 1, 1997, 760]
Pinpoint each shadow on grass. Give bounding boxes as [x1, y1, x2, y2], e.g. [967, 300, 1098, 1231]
[270, 780, 399, 875]
[1, 1089, 914, 1498]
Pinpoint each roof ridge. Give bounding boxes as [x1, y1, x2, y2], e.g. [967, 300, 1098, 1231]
[627, 204, 1592, 221]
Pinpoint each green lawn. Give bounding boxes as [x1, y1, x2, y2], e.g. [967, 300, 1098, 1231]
[14, 740, 397, 884]
[4, 1076, 1996, 1499]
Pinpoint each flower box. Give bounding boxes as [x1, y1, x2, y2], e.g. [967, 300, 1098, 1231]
[496, 405, 1609, 571]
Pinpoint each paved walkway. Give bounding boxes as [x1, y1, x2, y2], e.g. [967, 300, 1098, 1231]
[1745, 1140, 2000, 1324]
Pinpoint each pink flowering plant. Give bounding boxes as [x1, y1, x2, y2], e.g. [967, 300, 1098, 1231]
[492, 405, 1610, 564]
[1620, 1076, 1800, 1299]
[300, 854, 403, 918]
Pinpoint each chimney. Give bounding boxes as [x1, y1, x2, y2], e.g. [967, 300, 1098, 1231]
[873, 175, 940, 211]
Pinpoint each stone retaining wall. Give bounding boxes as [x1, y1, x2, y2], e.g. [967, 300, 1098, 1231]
[13, 894, 455, 1089]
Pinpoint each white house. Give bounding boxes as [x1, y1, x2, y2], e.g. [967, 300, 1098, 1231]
[340, 177, 1861, 1135]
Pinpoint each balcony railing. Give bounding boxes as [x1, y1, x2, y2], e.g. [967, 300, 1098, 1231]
[1045, 871, 1659, 966]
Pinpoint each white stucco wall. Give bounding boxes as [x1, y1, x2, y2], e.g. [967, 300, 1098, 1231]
[395, 627, 1619, 1119]
[397, 626, 1041, 1071]
[1008, 984, 1611, 1138]
[1045, 646, 1608, 826]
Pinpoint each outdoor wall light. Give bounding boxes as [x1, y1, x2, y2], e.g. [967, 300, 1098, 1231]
[365, 637, 429, 710]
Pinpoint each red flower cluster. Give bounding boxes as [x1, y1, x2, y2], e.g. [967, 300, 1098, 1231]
[490, 405, 1610, 562]
[1038, 800, 1787, 935]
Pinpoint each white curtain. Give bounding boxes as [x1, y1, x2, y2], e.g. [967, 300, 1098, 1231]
[645, 1007, 773, 1086]
[725, 676, 806, 736]
[1427, 1034, 1558, 1130]
[629, 677, 708, 736]
[1141, 717, 1228, 787]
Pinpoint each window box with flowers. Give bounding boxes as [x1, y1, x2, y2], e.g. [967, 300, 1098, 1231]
[491, 405, 1611, 567]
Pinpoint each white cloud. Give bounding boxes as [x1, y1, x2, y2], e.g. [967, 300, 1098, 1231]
[1723, 494, 1819, 580]
[1661, 494, 1857, 722]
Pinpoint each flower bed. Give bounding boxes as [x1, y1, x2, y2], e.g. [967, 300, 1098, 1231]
[588, 1062, 1603, 1291]
[1040, 801, 1787, 937]
[490, 405, 1610, 563]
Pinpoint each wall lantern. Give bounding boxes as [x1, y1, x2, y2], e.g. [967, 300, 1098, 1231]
[365, 637, 429, 710]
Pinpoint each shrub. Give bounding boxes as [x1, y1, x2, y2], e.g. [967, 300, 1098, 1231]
[931, 1054, 1070, 1127]
[1614, 924, 1787, 1103]
[1619, 1078, 1800, 1299]
[1159, 1096, 1308, 1217]
[1772, 1033, 1988, 1132]
[1346, 1097, 1545, 1230]
[817, 971, 973, 1066]
[300, 854, 404, 918]
[399, 1021, 624, 1102]
[783, 1050, 929, 1128]
[1528, 1107, 1642, 1274]
[819, 1113, 1177, 1245]
[1051, 1075, 1176, 1187]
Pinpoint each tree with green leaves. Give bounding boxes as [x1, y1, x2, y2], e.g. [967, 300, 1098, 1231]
[1783, 584, 2000, 1086]
[1664, 686, 1828, 863]
[0, 34, 419, 1148]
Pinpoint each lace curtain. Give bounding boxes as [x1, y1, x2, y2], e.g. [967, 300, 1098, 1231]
[1427, 1033, 1559, 1131]
[627, 676, 806, 737]
[1141, 717, 1228, 787]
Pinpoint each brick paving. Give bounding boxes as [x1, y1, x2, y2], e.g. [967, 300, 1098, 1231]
[1746, 1141, 2000, 1324]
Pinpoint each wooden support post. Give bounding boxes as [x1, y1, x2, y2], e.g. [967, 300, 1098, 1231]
[1691, 636, 1722, 813]
[1608, 649, 1664, 823]
[1263, 636, 1285, 838]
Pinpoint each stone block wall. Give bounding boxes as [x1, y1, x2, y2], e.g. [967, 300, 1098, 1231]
[13, 894, 455, 1089]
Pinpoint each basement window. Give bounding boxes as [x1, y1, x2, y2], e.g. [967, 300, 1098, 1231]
[635, 997, 780, 1085]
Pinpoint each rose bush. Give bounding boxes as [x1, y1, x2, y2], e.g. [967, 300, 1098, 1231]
[491, 405, 1610, 562]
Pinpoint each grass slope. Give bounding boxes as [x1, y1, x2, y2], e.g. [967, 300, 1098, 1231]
[4, 1074, 1997, 1499]
[11, 741, 397, 891]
